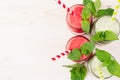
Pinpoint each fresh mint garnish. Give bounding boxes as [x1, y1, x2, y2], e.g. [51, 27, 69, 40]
[104, 30, 119, 40]
[94, 0, 101, 10]
[67, 48, 81, 61]
[82, 0, 96, 19]
[67, 42, 95, 61]
[82, 20, 90, 33]
[81, 42, 95, 55]
[95, 49, 120, 78]
[82, 1, 96, 33]
[95, 8, 114, 18]
[96, 48, 111, 62]
[81, 4, 91, 19]
[91, 30, 119, 42]
[89, 1, 96, 16]
[107, 60, 120, 78]
[70, 64, 87, 80]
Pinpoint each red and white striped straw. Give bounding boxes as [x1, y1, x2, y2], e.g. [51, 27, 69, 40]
[54, 0, 75, 15]
[51, 49, 71, 61]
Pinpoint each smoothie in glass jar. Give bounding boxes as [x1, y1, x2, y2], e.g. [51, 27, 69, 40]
[66, 35, 93, 62]
[66, 4, 92, 35]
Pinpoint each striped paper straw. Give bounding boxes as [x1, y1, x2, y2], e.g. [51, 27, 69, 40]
[111, 0, 120, 20]
[97, 66, 105, 80]
[51, 49, 71, 61]
[54, 0, 75, 15]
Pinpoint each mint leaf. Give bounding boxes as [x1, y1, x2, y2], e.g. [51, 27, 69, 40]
[82, 20, 90, 33]
[94, 0, 101, 10]
[91, 31, 104, 42]
[79, 65, 87, 80]
[83, 0, 91, 5]
[63, 63, 83, 68]
[82, 1, 96, 19]
[96, 48, 111, 62]
[67, 48, 81, 61]
[91, 30, 118, 42]
[96, 8, 114, 18]
[70, 64, 87, 80]
[107, 60, 120, 78]
[89, 1, 96, 16]
[104, 30, 119, 41]
[81, 42, 95, 55]
[82, 3, 91, 19]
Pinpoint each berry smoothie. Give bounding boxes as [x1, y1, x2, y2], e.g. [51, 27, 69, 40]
[66, 36, 93, 62]
[66, 4, 92, 35]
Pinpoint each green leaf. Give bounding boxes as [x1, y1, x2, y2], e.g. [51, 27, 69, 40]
[83, 0, 91, 5]
[80, 42, 95, 55]
[82, 1, 96, 18]
[96, 8, 114, 18]
[70, 64, 87, 80]
[91, 31, 104, 42]
[96, 48, 111, 62]
[91, 30, 119, 42]
[82, 20, 90, 33]
[79, 65, 87, 80]
[89, 1, 96, 16]
[94, 0, 101, 10]
[67, 48, 81, 61]
[63, 63, 83, 68]
[82, 3, 91, 19]
[107, 60, 120, 78]
[104, 30, 119, 41]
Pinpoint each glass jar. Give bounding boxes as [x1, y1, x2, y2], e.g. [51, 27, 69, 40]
[91, 16, 120, 45]
[66, 4, 93, 35]
[66, 35, 93, 62]
[88, 55, 114, 79]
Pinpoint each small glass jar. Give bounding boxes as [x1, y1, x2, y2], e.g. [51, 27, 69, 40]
[91, 16, 120, 45]
[88, 55, 114, 79]
[65, 35, 93, 62]
[66, 4, 93, 35]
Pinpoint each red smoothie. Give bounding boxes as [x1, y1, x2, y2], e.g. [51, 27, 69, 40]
[66, 4, 92, 35]
[66, 36, 93, 62]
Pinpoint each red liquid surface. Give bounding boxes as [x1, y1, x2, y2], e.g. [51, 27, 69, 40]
[66, 36, 92, 62]
[66, 4, 92, 34]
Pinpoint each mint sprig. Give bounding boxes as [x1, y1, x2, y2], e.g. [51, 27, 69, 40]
[82, 0, 96, 33]
[67, 42, 95, 61]
[65, 63, 87, 80]
[95, 49, 120, 78]
[91, 30, 119, 42]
